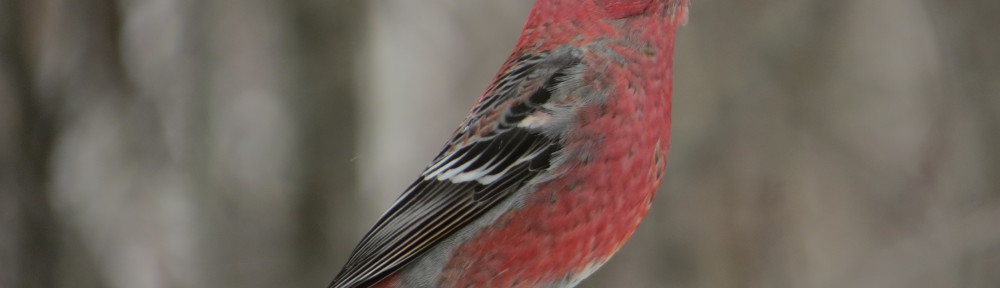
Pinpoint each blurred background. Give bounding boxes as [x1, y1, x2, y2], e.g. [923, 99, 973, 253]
[1, 0, 998, 287]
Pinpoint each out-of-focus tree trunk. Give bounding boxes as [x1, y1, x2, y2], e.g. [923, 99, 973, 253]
[0, 0, 61, 287]
[925, 1, 1000, 286]
[286, 0, 366, 285]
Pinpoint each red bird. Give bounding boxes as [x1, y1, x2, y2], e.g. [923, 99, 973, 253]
[330, 0, 688, 287]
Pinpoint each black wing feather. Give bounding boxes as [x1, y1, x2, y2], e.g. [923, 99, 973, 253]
[329, 51, 580, 288]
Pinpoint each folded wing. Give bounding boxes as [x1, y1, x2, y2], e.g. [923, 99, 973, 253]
[330, 51, 582, 288]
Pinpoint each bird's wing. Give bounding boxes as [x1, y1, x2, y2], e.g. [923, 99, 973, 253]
[330, 51, 582, 288]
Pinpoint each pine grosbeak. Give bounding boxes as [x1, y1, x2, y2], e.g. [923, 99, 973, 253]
[330, 0, 689, 287]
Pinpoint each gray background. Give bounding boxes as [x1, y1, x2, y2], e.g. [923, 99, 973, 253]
[1, 0, 998, 287]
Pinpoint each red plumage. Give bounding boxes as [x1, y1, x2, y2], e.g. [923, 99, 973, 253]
[331, 1, 688, 287]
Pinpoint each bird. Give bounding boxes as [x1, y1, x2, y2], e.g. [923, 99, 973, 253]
[329, 0, 689, 287]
